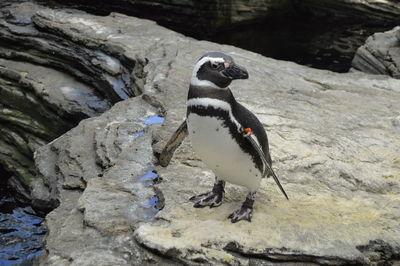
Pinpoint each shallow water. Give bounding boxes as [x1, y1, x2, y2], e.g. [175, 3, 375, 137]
[0, 166, 46, 266]
[134, 169, 163, 221]
[143, 116, 165, 125]
[0, 197, 46, 266]
[136, 170, 159, 187]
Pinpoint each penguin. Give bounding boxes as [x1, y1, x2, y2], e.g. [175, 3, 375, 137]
[160, 52, 288, 223]
[186, 52, 274, 223]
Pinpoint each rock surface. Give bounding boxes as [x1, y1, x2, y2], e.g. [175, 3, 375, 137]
[0, 1, 143, 201]
[352, 26, 400, 79]
[0, 56, 109, 203]
[17, 2, 400, 265]
[34, 96, 175, 265]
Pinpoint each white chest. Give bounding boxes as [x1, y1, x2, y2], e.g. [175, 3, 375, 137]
[187, 113, 261, 191]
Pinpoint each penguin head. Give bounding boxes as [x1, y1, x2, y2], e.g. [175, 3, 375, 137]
[191, 52, 248, 89]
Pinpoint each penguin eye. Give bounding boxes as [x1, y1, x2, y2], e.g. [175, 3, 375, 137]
[210, 62, 222, 70]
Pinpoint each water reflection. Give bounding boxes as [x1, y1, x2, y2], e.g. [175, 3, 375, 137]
[143, 116, 164, 125]
[139, 196, 160, 221]
[136, 170, 159, 187]
[133, 170, 163, 221]
[0, 197, 46, 265]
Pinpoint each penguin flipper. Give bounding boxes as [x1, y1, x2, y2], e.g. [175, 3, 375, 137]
[159, 120, 188, 167]
[243, 129, 289, 200]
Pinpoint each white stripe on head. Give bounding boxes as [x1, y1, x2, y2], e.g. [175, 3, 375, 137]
[191, 56, 225, 89]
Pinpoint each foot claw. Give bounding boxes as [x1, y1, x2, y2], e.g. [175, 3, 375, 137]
[228, 207, 253, 223]
[189, 192, 209, 202]
[190, 191, 224, 208]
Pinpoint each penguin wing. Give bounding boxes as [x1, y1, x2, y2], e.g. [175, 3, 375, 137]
[159, 120, 188, 167]
[233, 102, 272, 166]
[235, 102, 289, 200]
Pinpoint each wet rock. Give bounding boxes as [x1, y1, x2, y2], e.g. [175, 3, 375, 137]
[0, 56, 110, 201]
[0, 2, 140, 101]
[23, 3, 400, 265]
[352, 26, 400, 79]
[34, 96, 175, 265]
[0, 1, 147, 200]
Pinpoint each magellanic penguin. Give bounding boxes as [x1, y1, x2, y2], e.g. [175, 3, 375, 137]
[160, 52, 288, 223]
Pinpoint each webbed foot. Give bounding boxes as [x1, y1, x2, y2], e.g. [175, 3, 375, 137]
[228, 191, 256, 223]
[189, 178, 225, 208]
[228, 206, 253, 223]
[189, 191, 224, 208]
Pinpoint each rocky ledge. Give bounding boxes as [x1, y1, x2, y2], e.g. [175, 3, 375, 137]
[0, 1, 144, 203]
[1, 2, 399, 265]
[352, 26, 400, 79]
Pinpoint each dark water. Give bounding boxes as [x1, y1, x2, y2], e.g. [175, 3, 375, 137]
[36, 1, 396, 72]
[0, 169, 46, 266]
[210, 17, 395, 72]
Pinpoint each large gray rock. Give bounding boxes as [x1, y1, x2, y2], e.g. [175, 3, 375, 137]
[0, 2, 141, 101]
[25, 3, 400, 265]
[352, 26, 400, 79]
[34, 96, 175, 265]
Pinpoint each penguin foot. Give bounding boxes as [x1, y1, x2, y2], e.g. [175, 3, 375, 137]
[228, 206, 253, 223]
[228, 191, 256, 223]
[189, 191, 224, 208]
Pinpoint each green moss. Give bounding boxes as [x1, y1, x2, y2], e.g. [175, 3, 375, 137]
[0, 82, 73, 139]
[382, 174, 394, 179]
[0, 150, 36, 187]
[223, 256, 233, 263]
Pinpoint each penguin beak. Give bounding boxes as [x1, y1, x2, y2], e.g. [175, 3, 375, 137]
[221, 63, 249, 80]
